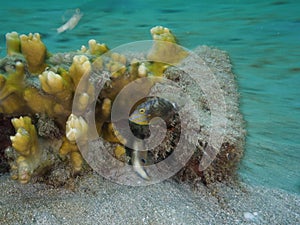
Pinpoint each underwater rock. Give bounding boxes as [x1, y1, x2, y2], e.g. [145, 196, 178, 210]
[0, 114, 14, 174]
[0, 26, 245, 185]
[167, 46, 246, 184]
[36, 113, 61, 139]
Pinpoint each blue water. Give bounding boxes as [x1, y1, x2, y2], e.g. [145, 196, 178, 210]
[0, 0, 299, 193]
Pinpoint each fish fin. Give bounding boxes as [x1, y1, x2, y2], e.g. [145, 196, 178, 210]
[132, 149, 151, 181]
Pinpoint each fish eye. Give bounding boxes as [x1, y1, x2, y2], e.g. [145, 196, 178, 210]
[139, 108, 146, 114]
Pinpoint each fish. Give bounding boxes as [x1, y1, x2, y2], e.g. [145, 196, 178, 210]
[129, 96, 178, 126]
[127, 97, 178, 180]
[57, 8, 83, 33]
[131, 140, 150, 181]
[126, 121, 151, 180]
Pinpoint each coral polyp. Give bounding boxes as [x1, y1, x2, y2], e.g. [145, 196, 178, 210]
[0, 26, 245, 185]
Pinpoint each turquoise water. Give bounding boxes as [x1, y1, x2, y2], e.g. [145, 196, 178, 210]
[1, 0, 299, 193]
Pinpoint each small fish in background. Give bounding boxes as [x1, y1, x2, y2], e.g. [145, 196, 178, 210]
[57, 8, 83, 34]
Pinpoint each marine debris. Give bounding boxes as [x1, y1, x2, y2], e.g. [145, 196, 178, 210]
[0, 26, 245, 185]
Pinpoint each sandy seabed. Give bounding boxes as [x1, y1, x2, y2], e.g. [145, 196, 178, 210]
[0, 173, 299, 225]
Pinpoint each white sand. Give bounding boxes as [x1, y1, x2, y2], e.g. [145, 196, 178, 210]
[0, 173, 299, 225]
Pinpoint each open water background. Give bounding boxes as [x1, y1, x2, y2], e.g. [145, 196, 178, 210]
[0, 0, 299, 193]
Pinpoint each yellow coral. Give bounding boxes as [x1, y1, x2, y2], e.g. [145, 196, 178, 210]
[20, 33, 47, 74]
[94, 98, 111, 135]
[114, 144, 126, 160]
[102, 122, 120, 143]
[0, 75, 5, 90]
[81, 39, 109, 55]
[2, 25, 194, 183]
[24, 87, 67, 118]
[66, 114, 88, 143]
[102, 122, 127, 145]
[148, 26, 188, 67]
[69, 55, 91, 88]
[0, 62, 25, 114]
[6, 32, 21, 56]
[39, 71, 64, 93]
[105, 53, 127, 79]
[111, 52, 127, 65]
[76, 92, 90, 112]
[10, 116, 39, 183]
[137, 63, 148, 77]
[61, 113, 87, 173]
[72, 79, 95, 115]
[39, 70, 72, 102]
[70, 151, 83, 173]
[92, 57, 103, 71]
[99, 66, 141, 101]
[59, 137, 78, 156]
[89, 39, 109, 55]
[59, 137, 83, 173]
[150, 26, 177, 43]
[101, 98, 111, 119]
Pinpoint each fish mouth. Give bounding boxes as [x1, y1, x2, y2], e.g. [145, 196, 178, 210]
[129, 113, 149, 125]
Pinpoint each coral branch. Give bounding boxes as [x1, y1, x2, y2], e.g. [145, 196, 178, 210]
[0, 62, 25, 114]
[59, 137, 83, 173]
[66, 114, 88, 143]
[20, 33, 47, 74]
[6, 32, 21, 56]
[69, 55, 91, 88]
[148, 26, 188, 67]
[10, 116, 39, 183]
[39, 70, 72, 102]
